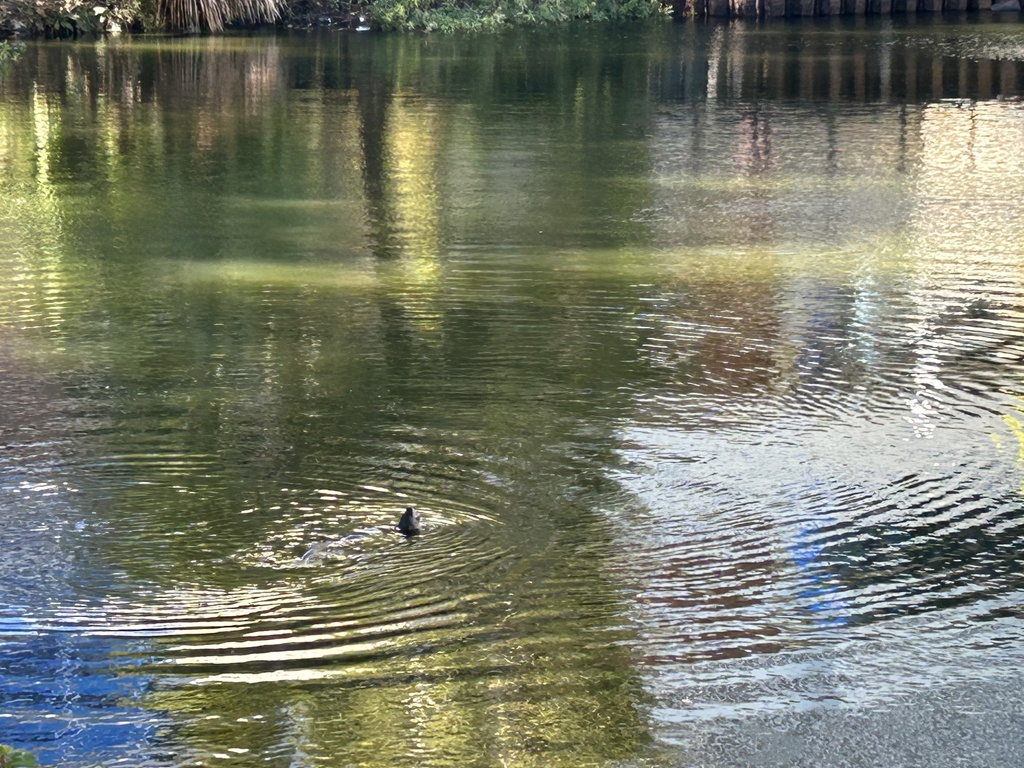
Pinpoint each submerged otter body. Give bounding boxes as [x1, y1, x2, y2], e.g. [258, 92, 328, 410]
[398, 506, 420, 536]
[300, 530, 374, 562]
[299, 508, 420, 562]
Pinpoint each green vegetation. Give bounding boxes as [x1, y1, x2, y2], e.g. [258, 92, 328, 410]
[0, 0, 663, 36]
[0, 0, 144, 36]
[0, 745, 37, 768]
[0, 39, 24, 61]
[370, 0, 661, 32]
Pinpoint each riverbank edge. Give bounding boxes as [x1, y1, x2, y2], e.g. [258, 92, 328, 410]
[0, 0, 665, 39]
[0, 0, 1019, 40]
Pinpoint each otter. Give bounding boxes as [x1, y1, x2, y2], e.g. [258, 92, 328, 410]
[398, 506, 420, 536]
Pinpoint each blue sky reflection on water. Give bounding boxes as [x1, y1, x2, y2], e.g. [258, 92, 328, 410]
[0, 631, 160, 766]
[0, 476, 164, 765]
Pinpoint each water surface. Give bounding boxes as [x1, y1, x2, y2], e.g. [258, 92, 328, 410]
[1, 17, 1024, 767]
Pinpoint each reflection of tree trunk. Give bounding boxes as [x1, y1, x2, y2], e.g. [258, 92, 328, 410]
[729, 0, 757, 15]
[355, 61, 395, 259]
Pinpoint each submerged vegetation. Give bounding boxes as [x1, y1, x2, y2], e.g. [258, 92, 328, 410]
[0, 0, 662, 35]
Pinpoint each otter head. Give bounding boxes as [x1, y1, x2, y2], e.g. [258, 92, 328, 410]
[398, 506, 420, 536]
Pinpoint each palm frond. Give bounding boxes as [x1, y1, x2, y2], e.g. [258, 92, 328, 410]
[159, 0, 282, 32]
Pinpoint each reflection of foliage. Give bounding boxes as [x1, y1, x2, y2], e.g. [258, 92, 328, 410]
[0, 33, 661, 766]
[0, 40, 24, 61]
[0, 745, 38, 768]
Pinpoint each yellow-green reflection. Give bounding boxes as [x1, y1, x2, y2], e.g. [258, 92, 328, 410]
[1, 19, 1023, 768]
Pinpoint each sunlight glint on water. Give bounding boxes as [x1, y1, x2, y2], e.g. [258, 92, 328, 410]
[0, 19, 1023, 768]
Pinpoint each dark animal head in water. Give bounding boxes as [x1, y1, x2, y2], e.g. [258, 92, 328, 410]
[398, 506, 420, 535]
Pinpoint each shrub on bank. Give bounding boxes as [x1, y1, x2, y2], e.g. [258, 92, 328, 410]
[0, 0, 661, 37]
[369, 0, 661, 31]
[0, 0, 144, 36]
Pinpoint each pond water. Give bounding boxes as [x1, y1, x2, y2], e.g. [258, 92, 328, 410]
[1, 16, 1024, 767]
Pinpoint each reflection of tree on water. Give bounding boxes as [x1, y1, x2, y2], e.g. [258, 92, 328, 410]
[806, 478, 1024, 625]
[0, 34, 660, 766]
[2, 21, 1024, 767]
[350, 38, 396, 259]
